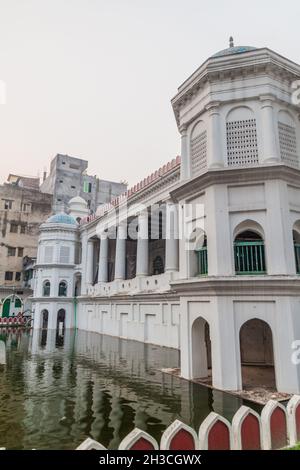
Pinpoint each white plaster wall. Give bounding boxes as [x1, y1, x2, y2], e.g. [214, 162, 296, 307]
[76, 300, 180, 349]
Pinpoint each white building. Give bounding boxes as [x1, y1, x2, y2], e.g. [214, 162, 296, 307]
[32, 41, 300, 395]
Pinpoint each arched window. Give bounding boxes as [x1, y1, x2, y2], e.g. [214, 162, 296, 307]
[42, 280, 51, 296]
[58, 281, 67, 297]
[278, 110, 299, 168]
[153, 255, 164, 275]
[41, 310, 49, 329]
[74, 274, 82, 297]
[226, 106, 258, 166]
[56, 309, 66, 334]
[293, 227, 300, 274]
[195, 234, 208, 275]
[234, 230, 266, 274]
[190, 120, 207, 177]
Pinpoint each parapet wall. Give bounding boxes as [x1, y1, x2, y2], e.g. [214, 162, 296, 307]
[77, 395, 300, 450]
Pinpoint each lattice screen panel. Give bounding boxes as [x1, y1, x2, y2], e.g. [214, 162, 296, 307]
[44, 246, 54, 263]
[191, 130, 207, 176]
[226, 119, 258, 166]
[278, 122, 299, 168]
[59, 246, 70, 264]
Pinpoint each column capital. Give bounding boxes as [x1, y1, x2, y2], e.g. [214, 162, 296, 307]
[205, 101, 221, 114]
[259, 93, 276, 106]
[137, 210, 149, 219]
[117, 222, 127, 240]
[100, 231, 108, 241]
[179, 123, 188, 134]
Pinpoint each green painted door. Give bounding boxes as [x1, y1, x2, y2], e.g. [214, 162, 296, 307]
[2, 299, 10, 317]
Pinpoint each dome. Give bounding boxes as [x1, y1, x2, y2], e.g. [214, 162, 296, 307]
[212, 38, 256, 58]
[212, 46, 257, 58]
[69, 196, 87, 206]
[46, 212, 77, 225]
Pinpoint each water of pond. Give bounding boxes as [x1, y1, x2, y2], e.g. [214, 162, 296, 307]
[0, 328, 261, 449]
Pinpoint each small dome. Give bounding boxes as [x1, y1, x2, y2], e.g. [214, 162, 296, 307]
[46, 212, 77, 225]
[212, 45, 256, 58]
[69, 196, 87, 207]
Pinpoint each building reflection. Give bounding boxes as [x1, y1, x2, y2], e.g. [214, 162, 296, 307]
[0, 328, 246, 449]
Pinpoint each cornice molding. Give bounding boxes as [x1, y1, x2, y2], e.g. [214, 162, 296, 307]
[171, 164, 300, 201]
[34, 263, 76, 269]
[76, 291, 180, 303]
[32, 296, 75, 302]
[39, 224, 78, 234]
[170, 276, 300, 296]
[172, 49, 300, 127]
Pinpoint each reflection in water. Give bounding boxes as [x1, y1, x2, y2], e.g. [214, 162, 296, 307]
[0, 340, 6, 365]
[0, 329, 261, 449]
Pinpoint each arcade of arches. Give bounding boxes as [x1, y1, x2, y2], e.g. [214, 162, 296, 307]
[191, 317, 276, 392]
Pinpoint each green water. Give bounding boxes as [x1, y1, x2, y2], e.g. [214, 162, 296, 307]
[0, 329, 259, 450]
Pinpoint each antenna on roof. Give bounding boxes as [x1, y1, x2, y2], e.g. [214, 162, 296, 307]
[229, 36, 234, 48]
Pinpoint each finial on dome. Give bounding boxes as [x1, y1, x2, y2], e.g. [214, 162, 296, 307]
[229, 36, 234, 48]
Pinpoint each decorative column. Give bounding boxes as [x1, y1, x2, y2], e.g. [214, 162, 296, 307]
[179, 124, 190, 181]
[114, 223, 127, 280]
[260, 94, 280, 163]
[206, 102, 224, 168]
[136, 211, 149, 276]
[86, 239, 94, 285]
[165, 203, 179, 272]
[98, 233, 108, 283]
[80, 232, 88, 294]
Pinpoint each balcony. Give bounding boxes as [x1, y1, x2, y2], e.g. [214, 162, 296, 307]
[87, 271, 178, 297]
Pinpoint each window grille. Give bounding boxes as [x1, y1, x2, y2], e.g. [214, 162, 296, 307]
[44, 246, 53, 263]
[191, 130, 207, 176]
[226, 119, 258, 166]
[59, 246, 70, 264]
[278, 122, 298, 168]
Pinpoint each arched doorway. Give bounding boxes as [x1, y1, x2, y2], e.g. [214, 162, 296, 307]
[56, 309, 66, 333]
[191, 317, 212, 381]
[240, 319, 276, 390]
[41, 310, 49, 329]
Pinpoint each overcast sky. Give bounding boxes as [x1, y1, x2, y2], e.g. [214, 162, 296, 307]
[0, 0, 299, 186]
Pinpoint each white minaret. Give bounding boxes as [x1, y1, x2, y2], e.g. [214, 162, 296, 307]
[32, 212, 79, 330]
[68, 196, 89, 222]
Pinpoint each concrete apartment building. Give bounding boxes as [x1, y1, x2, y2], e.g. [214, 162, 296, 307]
[0, 175, 52, 316]
[40, 154, 127, 214]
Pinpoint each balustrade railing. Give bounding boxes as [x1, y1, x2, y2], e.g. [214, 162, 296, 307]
[195, 247, 208, 275]
[294, 243, 300, 274]
[234, 240, 266, 274]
